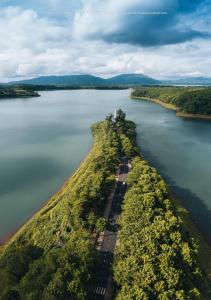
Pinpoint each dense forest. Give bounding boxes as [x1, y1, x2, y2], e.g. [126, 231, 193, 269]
[113, 155, 210, 299]
[0, 113, 133, 300]
[131, 86, 211, 115]
[0, 87, 40, 98]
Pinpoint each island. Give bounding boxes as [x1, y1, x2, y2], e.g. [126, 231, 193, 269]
[0, 87, 40, 99]
[131, 86, 211, 120]
[0, 110, 210, 300]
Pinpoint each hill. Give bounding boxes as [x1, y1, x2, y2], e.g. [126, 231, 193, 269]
[10, 75, 106, 86]
[7, 73, 160, 86]
[106, 73, 160, 85]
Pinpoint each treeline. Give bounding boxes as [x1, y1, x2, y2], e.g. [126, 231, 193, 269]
[114, 156, 206, 299]
[131, 86, 211, 115]
[0, 116, 130, 300]
[1, 84, 128, 92]
[0, 87, 39, 98]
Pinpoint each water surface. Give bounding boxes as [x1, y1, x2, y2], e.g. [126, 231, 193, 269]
[0, 90, 211, 241]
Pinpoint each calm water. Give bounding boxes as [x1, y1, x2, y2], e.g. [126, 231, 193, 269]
[0, 90, 211, 241]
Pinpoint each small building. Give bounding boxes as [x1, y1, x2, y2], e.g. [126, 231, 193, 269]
[114, 109, 118, 121]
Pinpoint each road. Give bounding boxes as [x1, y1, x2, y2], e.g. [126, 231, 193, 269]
[91, 158, 130, 299]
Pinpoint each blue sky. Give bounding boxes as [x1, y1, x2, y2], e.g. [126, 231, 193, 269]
[0, 0, 211, 81]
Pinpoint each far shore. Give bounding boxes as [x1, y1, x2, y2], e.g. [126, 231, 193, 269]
[131, 96, 211, 120]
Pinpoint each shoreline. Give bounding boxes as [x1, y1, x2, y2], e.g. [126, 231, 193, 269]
[131, 96, 178, 111]
[176, 111, 211, 120]
[171, 192, 211, 282]
[0, 144, 93, 248]
[131, 96, 211, 120]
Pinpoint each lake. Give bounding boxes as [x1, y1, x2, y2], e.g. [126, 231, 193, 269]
[0, 89, 211, 242]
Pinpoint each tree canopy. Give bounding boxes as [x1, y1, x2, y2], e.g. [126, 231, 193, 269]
[114, 157, 203, 300]
[131, 87, 211, 115]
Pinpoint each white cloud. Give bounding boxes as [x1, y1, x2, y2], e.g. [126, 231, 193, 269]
[0, 3, 211, 82]
[73, 0, 208, 47]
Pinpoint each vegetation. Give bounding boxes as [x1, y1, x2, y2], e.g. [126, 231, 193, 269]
[131, 86, 211, 115]
[1, 108, 209, 299]
[0, 115, 130, 299]
[0, 86, 40, 98]
[113, 155, 210, 299]
[3, 84, 128, 91]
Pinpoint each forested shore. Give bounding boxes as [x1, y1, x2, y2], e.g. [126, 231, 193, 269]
[0, 87, 40, 98]
[131, 87, 211, 118]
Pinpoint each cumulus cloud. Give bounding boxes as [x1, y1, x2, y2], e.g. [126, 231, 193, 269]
[0, 1, 211, 81]
[0, 6, 70, 78]
[73, 0, 210, 47]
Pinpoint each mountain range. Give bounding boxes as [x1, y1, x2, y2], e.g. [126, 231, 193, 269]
[4, 74, 211, 86]
[7, 74, 160, 86]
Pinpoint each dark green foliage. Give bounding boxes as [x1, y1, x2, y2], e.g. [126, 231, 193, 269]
[132, 86, 211, 115]
[114, 156, 202, 300]
[115, 109, 126, 122]
[116, 116, 138, 158]
[95, 217, 108, 233]
[18, 231, 94, 300]
[0, 87, 39, 98]
[176, 89, 211, 114]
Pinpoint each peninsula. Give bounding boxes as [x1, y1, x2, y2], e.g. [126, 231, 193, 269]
[0, 110, 210, 299]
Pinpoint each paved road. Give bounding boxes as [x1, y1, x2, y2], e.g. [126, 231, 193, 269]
[92, 158, 129, 300]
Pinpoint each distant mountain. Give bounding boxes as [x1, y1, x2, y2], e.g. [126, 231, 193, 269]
[163, 77, 211, 85]
[106, 73, 160, 85]
[10, 75, 106, 86]
[7, 73, 160, 86]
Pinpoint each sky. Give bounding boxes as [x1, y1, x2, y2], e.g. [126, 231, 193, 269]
[0, 0, 211, 81]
